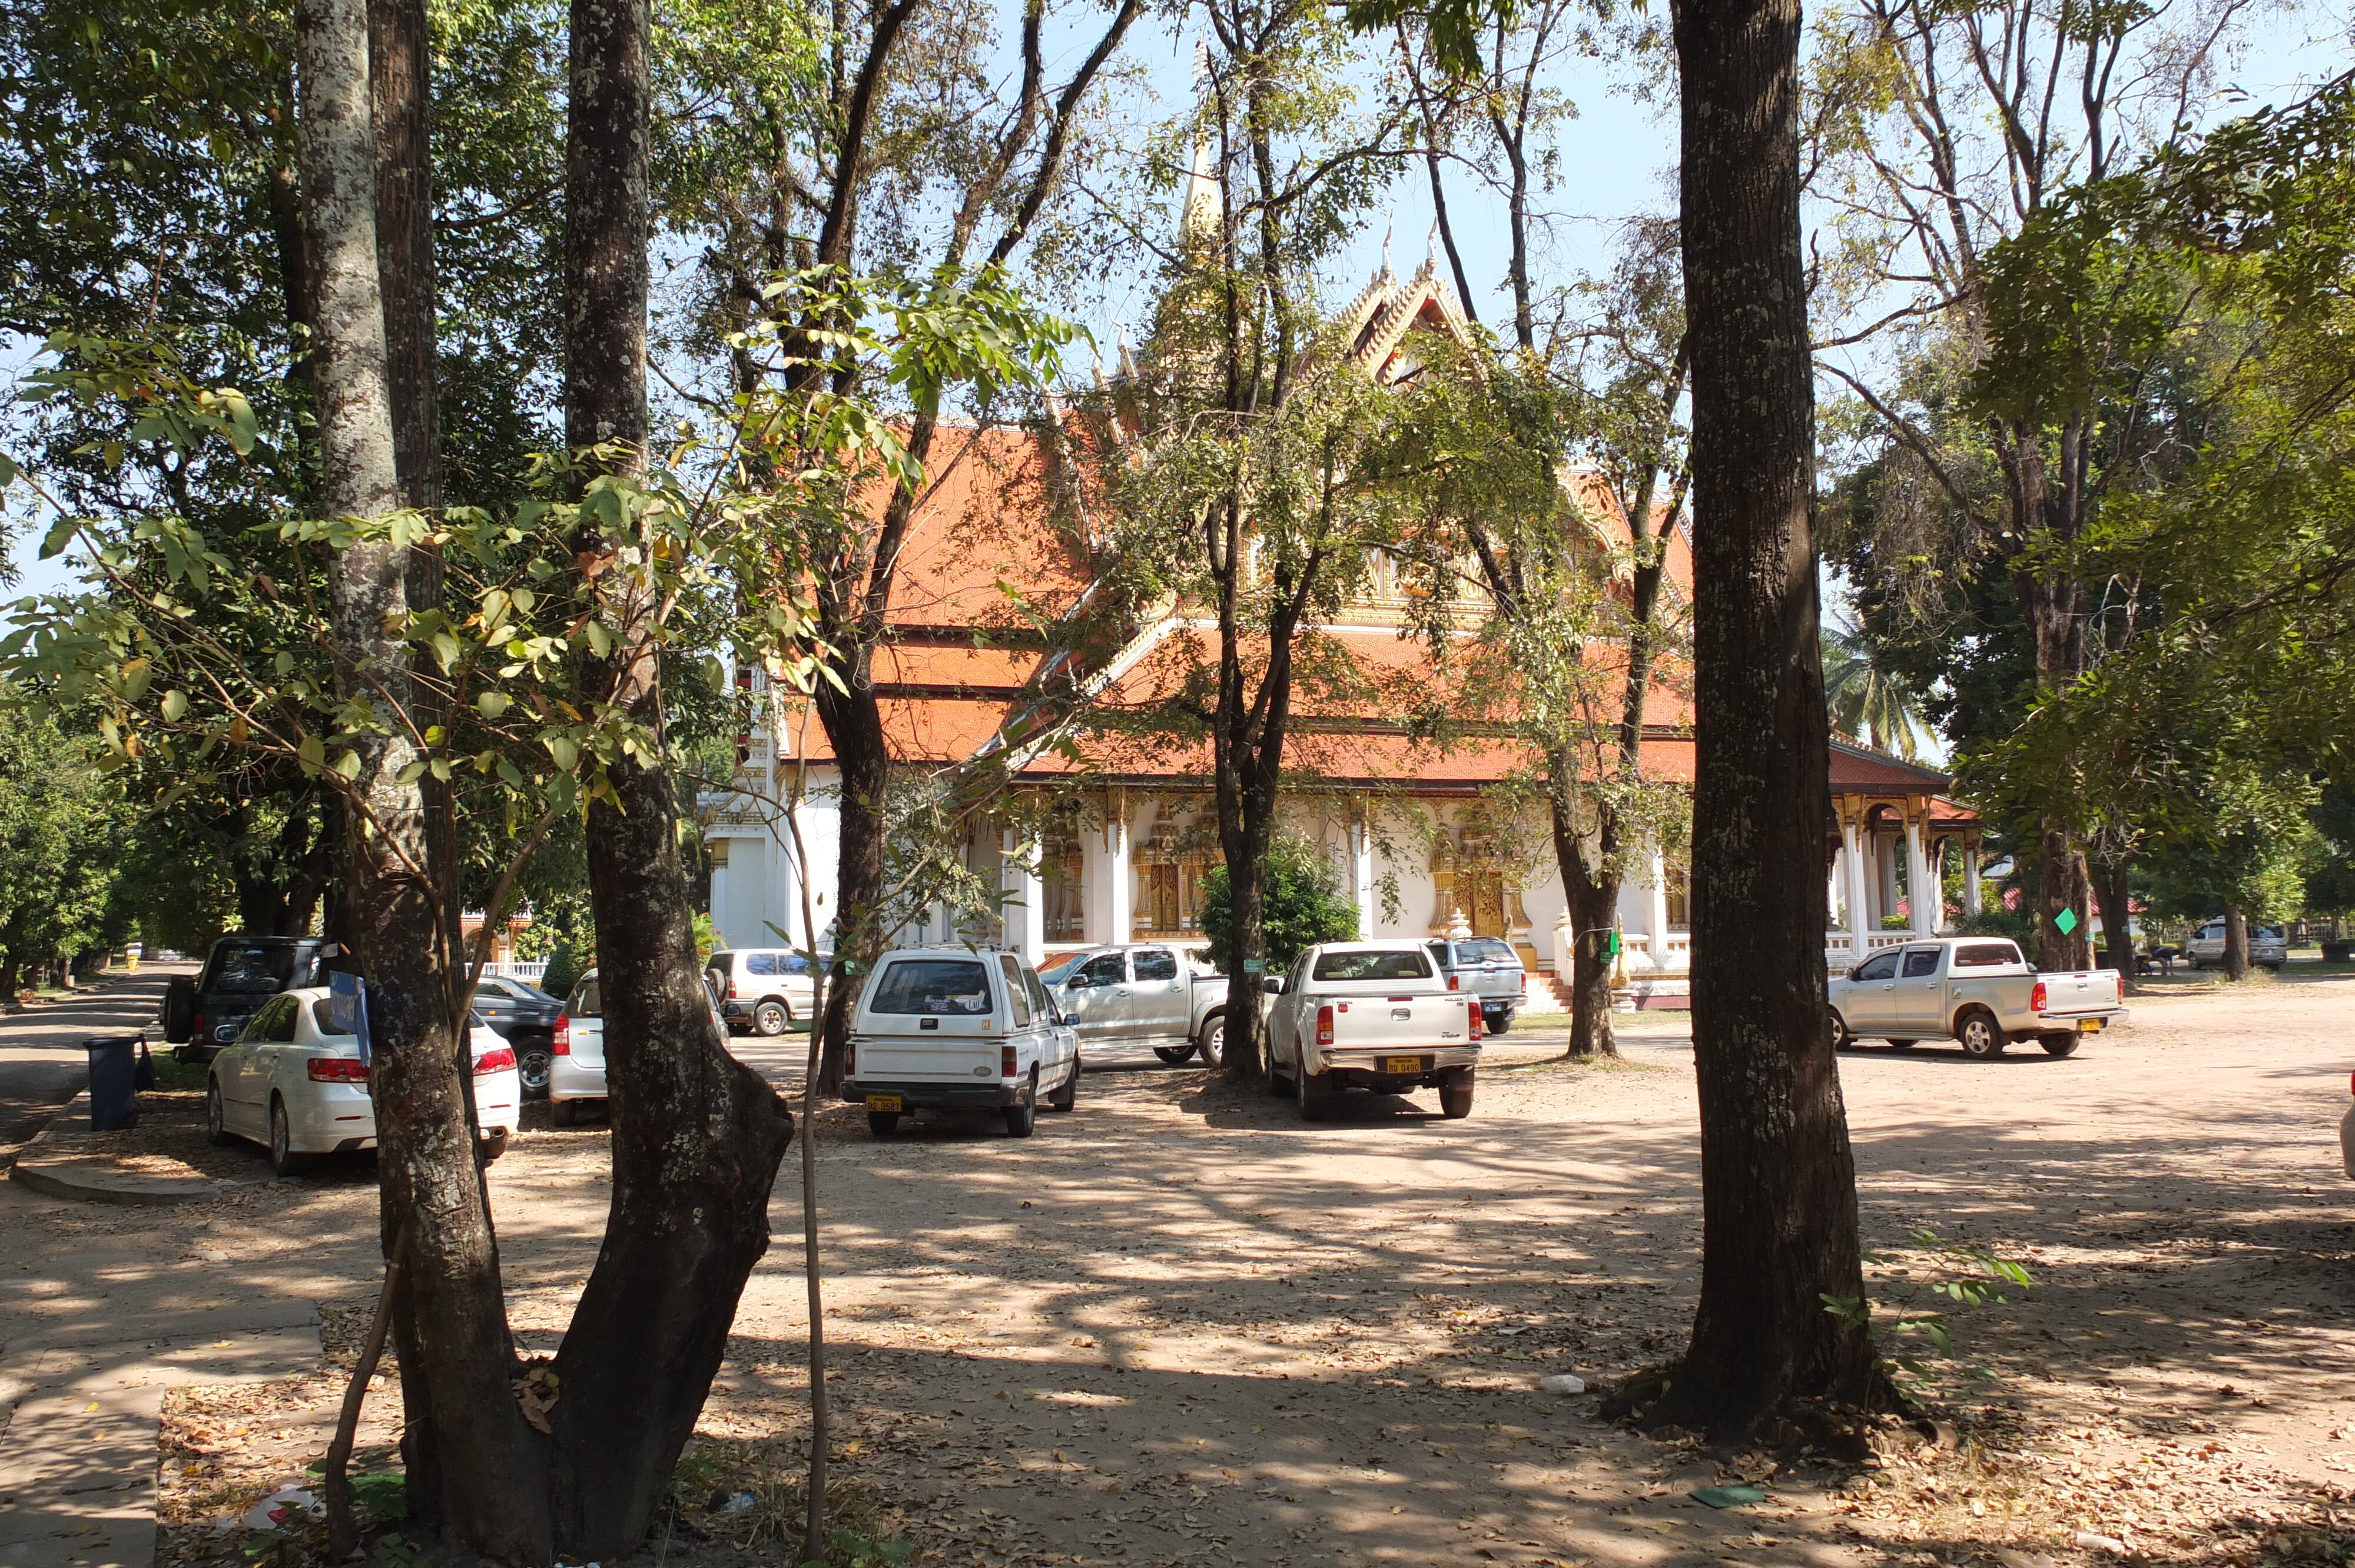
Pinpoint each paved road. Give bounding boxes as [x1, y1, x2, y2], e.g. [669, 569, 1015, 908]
[0, 970, 178, 1165]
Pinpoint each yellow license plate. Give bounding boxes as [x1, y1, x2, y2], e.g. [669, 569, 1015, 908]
[1382, 1056, 1425, 1075]
[2078, 1018, 2103, 1034]
[865, 1094, 904, 1112]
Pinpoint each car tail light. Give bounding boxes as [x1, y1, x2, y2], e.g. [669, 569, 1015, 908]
[2029, 981, 2048, 1012]
[309, 1058, 370, 1082]
[1469, 1001, 1484, 1040]
[473, 1046, 515, 1074]
[191, 1012, 206, 1043]
[727, 984, 739, 1000]
[844, 1039, 855, 1074]
[553, 1014, 571, 1055]
[1447, 974, 1460, 991]
[1001, 1044, 1017, 1078]
[1316, 1005, 1334, 1045]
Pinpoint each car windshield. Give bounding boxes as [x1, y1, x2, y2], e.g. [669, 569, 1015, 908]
[569, 977, 602, 1018]
[868, 959, 993, 1015]
[1312, 949, 1434, 982]
[207, 944, 300, 995]
[1455, 939, 1517, 965]
[1952, 942, 2024, 968]
[311, 999, 354, 1037]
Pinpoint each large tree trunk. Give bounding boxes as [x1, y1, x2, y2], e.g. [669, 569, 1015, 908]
[1547, 767, 1621, 1061]
[2091, 855, 2134, 985]
[2035, 824, 2094, 970]
[1650, 0, 1881, 1442]
[1215, 805, 1276, 1084]
[296, 0, 542, 1555]
[2221, 902, 2250, 981]
[554, 0, 798, 1555]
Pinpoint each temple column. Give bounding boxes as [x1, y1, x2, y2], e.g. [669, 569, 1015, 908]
[1963, 839, 1983, 915]
[1106, 793, 1132, 946]
[1644, 851, 1670, 966]
[1351, 808, 1375, 939]
[1843, 820, 1872, 959]
[1905, 817, 1936, 935]
[1005, 828, 1045, 965]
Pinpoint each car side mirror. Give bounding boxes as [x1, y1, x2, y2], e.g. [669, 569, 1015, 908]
[1261, 976, 1283, 995]
[1063, 1012, 1080, 1028]
[1064, 973, 1090, 989]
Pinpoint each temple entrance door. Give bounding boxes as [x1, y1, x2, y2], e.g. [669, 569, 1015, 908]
[1142, 864, 1179, 935]
[1463, 868, 1508, 938]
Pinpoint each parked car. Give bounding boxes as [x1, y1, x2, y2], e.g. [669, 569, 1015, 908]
[2341, 1069, 2355, 1181]
[470, 975, 563, 1099]
[1262, 941, 1483, 1121]
[841, 948, 1080, 1137]
[204, 989, 519, 1176]
[1425, 936, 1525, 1035]
[1040, 942, 1228, 1064]
[549, 968, 729, 1126]
[1829, 937, 2127, 1058]
[704, 948, 825, 1036]
[161, 936, 337, 1064]
[2184, 919, 2288, 971]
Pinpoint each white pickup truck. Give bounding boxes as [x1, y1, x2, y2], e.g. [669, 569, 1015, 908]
[1262, 942, 1484, 1120]
[840, 948, 1080, 1137]
[1829, 937, 2127, 1059]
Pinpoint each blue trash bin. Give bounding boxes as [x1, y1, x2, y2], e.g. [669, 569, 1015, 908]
[84, 1034, 144, 1131]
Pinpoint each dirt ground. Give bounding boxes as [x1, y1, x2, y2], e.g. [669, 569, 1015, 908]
[57, 965, 2351, 1567]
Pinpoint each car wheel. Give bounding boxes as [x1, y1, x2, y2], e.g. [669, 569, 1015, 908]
[1955, 1009, 2005, 1059]
[1153, 1044, 1196, 1064]
[754, 999, 790, 1036]
[1295, 1060, 1332, 1122]
[1004, 1071, 1038, 1138]
[1886, 1038, 1920, 1049]
[515, 1041, 553, 1099]
[1048, 1057, 1080, 1112]
[1829, 1012, 1853, 1052]
[1485, 1011, 1510, 1037]
[550, 1098, 579, 1128]
[268, 1098, 309, 1177]
[2261, 963, 2283, 973]
[1438, 1069, 1475, 1119]
[477, 1131, 510, 1165]
[2039, 1033, 2079, 1058]
[868, 1111, 901, 1137]
[1197, 1014, 1226, 1071]
[205, 1078, 233, 1147]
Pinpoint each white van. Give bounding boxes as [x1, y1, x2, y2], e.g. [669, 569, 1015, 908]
[841, 948, 1079, 1138]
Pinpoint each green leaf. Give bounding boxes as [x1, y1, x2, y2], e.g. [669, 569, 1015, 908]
[158, 690, 187, 722]
[476, 690, 512, 719]
[38, 513, 77, 561]
[298, 733, 326, 773]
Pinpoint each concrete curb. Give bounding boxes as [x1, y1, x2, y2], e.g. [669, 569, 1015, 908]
[9, 1091, 243, 1207]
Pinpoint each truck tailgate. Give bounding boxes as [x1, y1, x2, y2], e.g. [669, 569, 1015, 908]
[1322, 993, 1475, 1051]
[2038, 971, 2122, 1016]
[854, 1032, 999, 1081]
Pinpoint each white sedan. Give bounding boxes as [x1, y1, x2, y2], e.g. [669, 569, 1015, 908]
[205, 986, 521, 1176]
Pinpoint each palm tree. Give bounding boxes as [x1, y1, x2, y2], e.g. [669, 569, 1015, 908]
[1822, 624, 1934, 761]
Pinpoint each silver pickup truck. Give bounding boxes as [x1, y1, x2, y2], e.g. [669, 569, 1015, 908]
[1264, 941, 1483, 1119]
[1829, 936, 2126, 1059]
[1041, 942, 1236, 1065]
[1425, 936, 1524, 1034]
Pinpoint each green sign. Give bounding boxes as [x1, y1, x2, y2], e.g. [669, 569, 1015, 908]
[2054, 908, 2079, 935]
[1605, 931, 1621, 958]
[1242, 959, 1263, 973]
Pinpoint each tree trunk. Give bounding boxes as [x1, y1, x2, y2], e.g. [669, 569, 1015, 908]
[2221, 902, 2250, 981]
[553, 0, 798, 1554]
[295, 0, 541, 1555]
[2035, 824, 2093, 971]
[2091, 855, 2134, 986]
[1215, 809, 1275, 1083]
[812, 677, 889, 1095]
[1547, 768, 1620, 1060]
[1650, 0, 1881, 1443]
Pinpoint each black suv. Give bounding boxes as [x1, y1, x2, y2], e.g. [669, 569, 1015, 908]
[162, 936, 336, 1063]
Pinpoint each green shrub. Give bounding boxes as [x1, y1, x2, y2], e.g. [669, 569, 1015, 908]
[1200, 833, 1362, 974]
[1949, 908, 2035, 944]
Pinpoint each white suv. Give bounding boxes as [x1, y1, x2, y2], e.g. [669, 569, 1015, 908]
[704, 948, 822, 1036]
[2185, 919, 2287, 971]
[841, 948, 1079, 1137]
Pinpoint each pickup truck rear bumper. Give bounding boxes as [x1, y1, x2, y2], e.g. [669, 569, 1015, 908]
[840, 1077, 1026, 1109]
[1308, 1045, 1481, 1088]
[2031, 1008, 2128, 1031]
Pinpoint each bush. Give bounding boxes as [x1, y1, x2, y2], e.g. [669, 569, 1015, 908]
[1200, 833, 1362, 975]
[1948, 908, 2035, 944]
